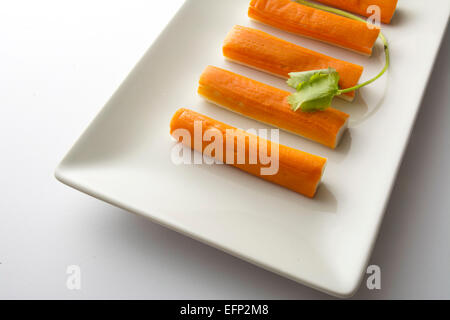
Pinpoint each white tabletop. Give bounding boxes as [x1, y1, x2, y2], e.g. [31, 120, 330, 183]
[0, 0, 448, 299]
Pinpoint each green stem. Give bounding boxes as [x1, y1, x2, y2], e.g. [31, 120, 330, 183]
[295, 0, 390, 95]
[296, 0, 367, 22]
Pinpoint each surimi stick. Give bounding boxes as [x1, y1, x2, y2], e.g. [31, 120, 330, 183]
[223, 25, 363, 101]
[170, 108, 327, 198]
[248, 0, 380, 56]
[314, 0, 398, 24]
[198, 66, 349, 149]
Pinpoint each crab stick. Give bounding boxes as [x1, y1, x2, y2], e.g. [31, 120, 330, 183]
[248, 0, 380, 56]
[223, 25, 363, 101]
[198, 66, 349, 149]
[314, 0, 398, 24]
[170, 108, 327, 197]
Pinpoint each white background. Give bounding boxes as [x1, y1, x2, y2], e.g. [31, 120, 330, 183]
[0, 0, 449, 299]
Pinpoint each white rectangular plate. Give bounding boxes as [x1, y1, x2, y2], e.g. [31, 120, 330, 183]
[55, 0, 449, 297]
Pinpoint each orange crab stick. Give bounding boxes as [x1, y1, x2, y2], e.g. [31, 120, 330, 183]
[170, 108, 327, 198]
[223, 25, 363, 101]
[198, 66, 349, 149]
[248, 0, 380, 56]
[314, 0, 398, 24]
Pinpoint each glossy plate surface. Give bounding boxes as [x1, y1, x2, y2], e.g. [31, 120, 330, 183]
[56, 0, 450, 297]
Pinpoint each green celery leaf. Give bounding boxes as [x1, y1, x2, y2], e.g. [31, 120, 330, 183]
[287, 68, 337, 90]
[287, 68, 340, 112]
